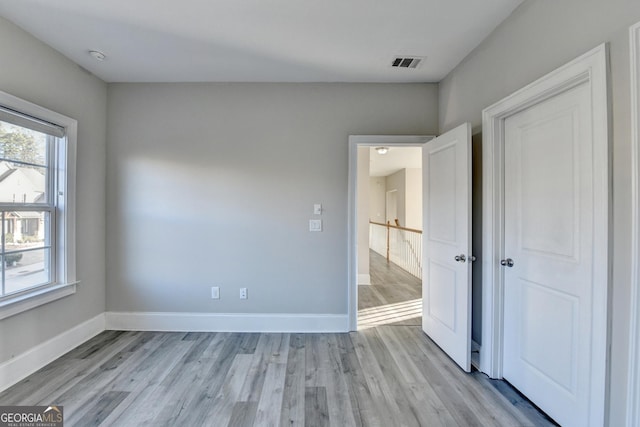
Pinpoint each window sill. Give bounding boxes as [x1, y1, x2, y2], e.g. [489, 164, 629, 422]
[0, 281, 79, 320]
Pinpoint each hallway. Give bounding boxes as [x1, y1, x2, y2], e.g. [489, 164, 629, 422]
[358, 249, 421, 329]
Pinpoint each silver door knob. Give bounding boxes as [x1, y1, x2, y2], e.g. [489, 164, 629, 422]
[500, 258, 514, 267]
[454, 254, 466, 262]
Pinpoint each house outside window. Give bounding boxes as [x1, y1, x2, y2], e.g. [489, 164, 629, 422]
[0, 91, 77, 320]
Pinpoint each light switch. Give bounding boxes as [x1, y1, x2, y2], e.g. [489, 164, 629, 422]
[314, 204, 322, 215]
[309, 219, 322, 232]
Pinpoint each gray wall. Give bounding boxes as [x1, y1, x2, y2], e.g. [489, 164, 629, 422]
[438, 1, 640, 424]
[0, 17, 107, 363]
[369, 177, 386, 223]
[382, 168, 422, 229]
[106, 83, 438, 314]
[404, 168, 422, 230]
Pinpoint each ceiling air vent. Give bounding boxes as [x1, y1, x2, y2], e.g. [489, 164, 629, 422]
[391, 56, 424, 69]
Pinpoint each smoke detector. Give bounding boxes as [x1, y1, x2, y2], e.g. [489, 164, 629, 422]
[391, 56, 424, 69]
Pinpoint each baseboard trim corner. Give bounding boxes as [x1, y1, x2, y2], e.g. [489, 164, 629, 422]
[358, 274, 371, 285]
[105, 311, 349, 333]
[0, 313, 105, 392]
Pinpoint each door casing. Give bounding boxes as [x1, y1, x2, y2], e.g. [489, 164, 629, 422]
[481, 43, 610, 426]
[628, 21, 640, 427]
[347, 135, 434, 331]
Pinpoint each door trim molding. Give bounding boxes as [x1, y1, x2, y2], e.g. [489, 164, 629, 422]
[481, 43, 610, 426]
[628, 21, 640, 427]
[347, 135, 434, 331]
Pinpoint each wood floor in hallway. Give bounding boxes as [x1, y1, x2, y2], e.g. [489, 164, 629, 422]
[358, 250, 422, 328]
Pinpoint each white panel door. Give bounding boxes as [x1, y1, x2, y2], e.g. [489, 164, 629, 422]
[422, 122, 472, 372]
[503, 82, 594, 426]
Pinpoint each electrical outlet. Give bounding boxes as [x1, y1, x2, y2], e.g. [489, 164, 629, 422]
[239, 288, 248, 299]
[211, 286, 220, 299]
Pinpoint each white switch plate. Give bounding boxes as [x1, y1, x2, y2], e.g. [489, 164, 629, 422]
[309, 219, 322, 232]
[313, 204, 322, 215]
[211, 286, 220, 299]
[239, 288, 248, 299]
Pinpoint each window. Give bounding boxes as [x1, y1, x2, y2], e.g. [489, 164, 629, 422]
[0, 91, 77, 320]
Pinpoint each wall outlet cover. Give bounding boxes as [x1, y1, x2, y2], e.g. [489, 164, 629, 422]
[309, 219, 322, 232]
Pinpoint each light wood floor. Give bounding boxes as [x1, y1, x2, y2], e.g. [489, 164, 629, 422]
[0, 328, 556, 427]
[358, 250, 422, 328]
[0, 253, 556, 426]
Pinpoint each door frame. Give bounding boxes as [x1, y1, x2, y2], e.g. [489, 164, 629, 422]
[481, 43, 610, 425]
[347, 135, 434, 331]
[385, 189, 398, 224]
[628, 21, 640, 427]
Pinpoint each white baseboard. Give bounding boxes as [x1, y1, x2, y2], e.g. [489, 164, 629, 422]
[358, 274, 371, 285]
[0, 313, 105, 392]
[105, 311, 349, 333]
[0, 310, 349, 393]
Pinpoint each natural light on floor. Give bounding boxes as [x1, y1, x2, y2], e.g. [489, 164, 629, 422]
[358, 298, 421, 329]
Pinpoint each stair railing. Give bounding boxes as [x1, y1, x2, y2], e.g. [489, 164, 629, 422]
[369, 220, 422, 279]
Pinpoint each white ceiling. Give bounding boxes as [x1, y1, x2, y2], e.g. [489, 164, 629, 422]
[0, 0, 523, 83]
[370, 147, 421, 177]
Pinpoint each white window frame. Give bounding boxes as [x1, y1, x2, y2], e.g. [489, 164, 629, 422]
[0, 90, 77, 320]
